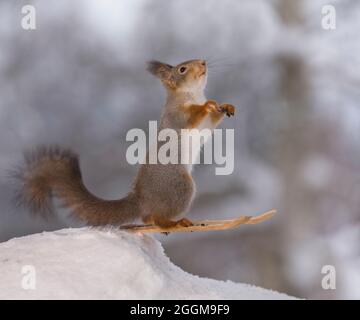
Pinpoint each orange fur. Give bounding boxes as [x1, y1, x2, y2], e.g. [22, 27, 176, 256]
[182, 100, 224, 128]
[150, 215, 194, 228]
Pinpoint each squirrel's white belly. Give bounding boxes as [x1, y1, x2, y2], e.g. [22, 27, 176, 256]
[181, 114, 214, 172]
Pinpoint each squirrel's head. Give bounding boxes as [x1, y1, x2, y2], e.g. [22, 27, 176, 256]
[146, 59, 207, 93]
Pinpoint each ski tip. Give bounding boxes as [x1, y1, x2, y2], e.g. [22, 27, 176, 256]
[247, 209, 276, 224]
[266, 209, 277, 216]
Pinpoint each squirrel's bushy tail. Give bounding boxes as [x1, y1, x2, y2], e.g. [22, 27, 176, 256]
[12, 146, 139, 226]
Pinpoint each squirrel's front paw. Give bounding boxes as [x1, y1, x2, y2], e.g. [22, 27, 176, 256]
[205, 100, 219, 112]
[219, 104, 235, 117]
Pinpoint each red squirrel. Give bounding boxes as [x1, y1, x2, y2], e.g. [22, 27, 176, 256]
[14, 59, 235, 229]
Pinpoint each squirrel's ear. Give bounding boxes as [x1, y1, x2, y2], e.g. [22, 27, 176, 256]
[146, 60, 173, 80]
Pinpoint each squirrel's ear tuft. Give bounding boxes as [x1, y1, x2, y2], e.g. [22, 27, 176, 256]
[146, 60, 173, 80]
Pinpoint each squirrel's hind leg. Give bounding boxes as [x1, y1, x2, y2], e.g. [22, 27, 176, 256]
[151, 214, 194, 229]
[177, 218, 194, 227]
[142, 214, 154, 225]
[152, 215, 178, 228]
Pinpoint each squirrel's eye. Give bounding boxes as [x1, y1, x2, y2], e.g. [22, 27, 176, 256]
[179, 66, 187, 74]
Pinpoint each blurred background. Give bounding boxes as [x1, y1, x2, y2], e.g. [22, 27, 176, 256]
[1, 0, 359, 299]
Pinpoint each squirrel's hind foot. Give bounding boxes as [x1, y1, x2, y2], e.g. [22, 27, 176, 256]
[177, 218, 194, 227]
[151, 215, 194, 229]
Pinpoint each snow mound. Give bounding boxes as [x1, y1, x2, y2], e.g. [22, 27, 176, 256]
[0, 228, 294, 299]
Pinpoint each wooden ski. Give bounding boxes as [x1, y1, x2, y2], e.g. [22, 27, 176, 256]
[120, 209, 276, 234]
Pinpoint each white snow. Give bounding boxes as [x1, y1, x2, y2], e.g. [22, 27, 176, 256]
[0, 228, 295, 300]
